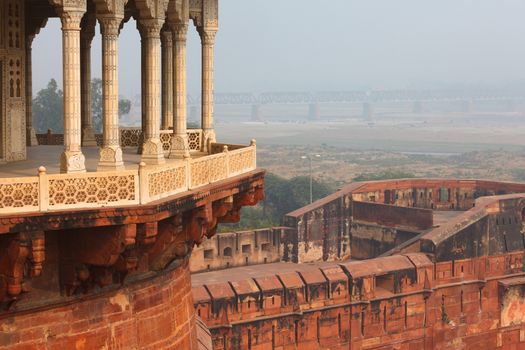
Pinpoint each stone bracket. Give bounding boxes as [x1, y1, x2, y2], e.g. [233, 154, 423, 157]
[0, 231, 45, 307]
[58, 224, 137, 296]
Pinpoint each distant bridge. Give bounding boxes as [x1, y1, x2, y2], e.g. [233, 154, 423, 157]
[187, 89, 525, 105]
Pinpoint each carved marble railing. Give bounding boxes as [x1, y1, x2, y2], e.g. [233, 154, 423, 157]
[0, 141, 257, 215]
[120, 128, 203, 153]
[36, 129, 203, 153]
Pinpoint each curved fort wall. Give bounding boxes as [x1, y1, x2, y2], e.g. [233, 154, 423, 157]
[283, 179, 525, 263]
[193, 184, 525, 350]
[1, 259, 196, 350]
[194, 251, 525, 350]
[0, 170, 265, 349]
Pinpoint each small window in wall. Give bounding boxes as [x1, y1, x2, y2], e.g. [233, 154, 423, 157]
[361, 311, 365, 336]
[261, 243, 270, 252]
[376, 274, 394, 293]
[204, 249, 214, 260]
[439, 187, 449, 202]
[223, 247, 233, 257]
[384, 190, 391, 204]
[242, 244, 251, 254]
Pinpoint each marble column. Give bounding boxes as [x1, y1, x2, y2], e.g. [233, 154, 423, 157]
[136, 21, 145, 155]
[161, 27, 173, 130]
[97, 16, 124, 170]
[139, 20, 165, 165]
[199, 29, 217, 153]
[170, 23, 189, 158]
[59, 10, 86, 173]
[80, 15, 97, 147]
[25, 35, 38, 146]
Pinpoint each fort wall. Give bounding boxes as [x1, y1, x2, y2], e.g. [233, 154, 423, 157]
[193, 251, 525, 350]
[190, 228, 288, 273]
[1, 259, 197, 350]
[284, 179, 525, 263]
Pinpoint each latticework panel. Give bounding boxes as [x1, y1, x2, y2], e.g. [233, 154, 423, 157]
[95, 134, 103, 146]
[209, 154, 228, 183]
[148, 165, 186, 199]
[190, 153, 228, 188]
[229, 148, 256, 176]
[48, 173, 138, 209]
[187, 130, 202, 151]
[160, 132, 172, 151]
[190, 158, 210, 188]
[35, 133, 64, 145]
[120, 129, 141, 147]
[0, 179, 39, 212]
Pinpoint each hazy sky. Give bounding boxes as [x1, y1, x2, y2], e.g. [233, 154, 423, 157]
[32, 0, 525, 98]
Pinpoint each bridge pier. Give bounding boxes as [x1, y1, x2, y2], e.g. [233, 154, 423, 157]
[412, 101, 423, 114]
[308, 103, 320, 120]
[459, 100, 472, 113]
[505, 99, 516, 112]
[251, 104, 262, 121]
[362, 102, 375, 122]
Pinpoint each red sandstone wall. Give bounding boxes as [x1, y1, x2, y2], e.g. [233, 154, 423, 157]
[352, 200, 433, 230]
[190, 228, 283, 273]
[194, 252, 525, 350]
[0, 260, 197, 350]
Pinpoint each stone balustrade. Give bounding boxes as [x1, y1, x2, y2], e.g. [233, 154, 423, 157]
[36, 128, 204, 153]
[0, 141, 256, 215]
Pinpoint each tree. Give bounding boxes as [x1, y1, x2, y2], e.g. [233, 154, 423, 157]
[33, 78, 134, 134]
[91, 78, 103, 133]
[118, 99, 131, 118]
[91, 78, 131, 133]
[33, 79, 63, 133]
[353, 170, 415, 182]
[220, 173, 334, 231]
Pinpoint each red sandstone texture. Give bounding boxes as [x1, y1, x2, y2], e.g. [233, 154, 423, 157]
[194, 246, 525, 350]
[0, 171, 265, 349]
[1, 259, 196, 350]
[192, 178, 525, 350]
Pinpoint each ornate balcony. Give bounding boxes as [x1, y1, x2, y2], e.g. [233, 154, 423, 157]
[0, 132, 257, 215]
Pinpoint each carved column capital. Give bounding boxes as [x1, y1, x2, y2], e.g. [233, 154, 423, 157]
[98, 15, 122, 36]
[198, 28, 216, 45]
[161, 27, 173, 45]
[59, 10, 85, 30]
[171, 23, 188, 42]
[139, 19, 164, 39]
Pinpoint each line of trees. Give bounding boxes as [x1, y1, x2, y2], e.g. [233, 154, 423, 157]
[33, 78, 131, 134]
[219, 170, 417, 232]
[219, 173, 334, 232]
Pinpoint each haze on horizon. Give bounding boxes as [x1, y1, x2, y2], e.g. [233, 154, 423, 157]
[32, 0, 525, 98]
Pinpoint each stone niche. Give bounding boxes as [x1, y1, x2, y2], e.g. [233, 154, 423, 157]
[500, 276, 525, 328]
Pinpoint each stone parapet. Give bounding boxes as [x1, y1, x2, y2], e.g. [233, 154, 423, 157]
[0, 141, 256, 215]
[0, 169, 265, 349]
[193, 251, 525, 350]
